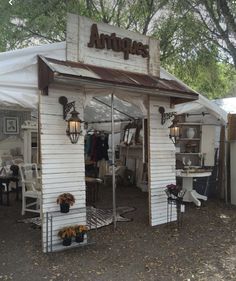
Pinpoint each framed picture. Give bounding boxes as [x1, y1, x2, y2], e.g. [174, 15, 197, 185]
[4, 117, 19, 134]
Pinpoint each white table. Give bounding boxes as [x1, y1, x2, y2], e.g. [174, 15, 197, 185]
[177, 171, 211, 207]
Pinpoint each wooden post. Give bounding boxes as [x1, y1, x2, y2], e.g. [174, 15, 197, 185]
[111, 93, 117, 229]
[218, 125, 226, 200]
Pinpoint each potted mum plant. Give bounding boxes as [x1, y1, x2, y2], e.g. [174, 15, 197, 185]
[58, 226, 76, 246]
[165, 184, 186, 203]
[74, 225, 88, 243]
[165, 184, 181, 198]
[56, 193, 75, 213]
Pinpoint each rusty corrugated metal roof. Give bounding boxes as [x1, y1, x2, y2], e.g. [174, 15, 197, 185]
[38, 56, 198, 101]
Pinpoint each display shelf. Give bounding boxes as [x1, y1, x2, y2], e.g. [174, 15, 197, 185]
[175, 117, 215, 167]
[50, 239, 95, 253]
[45, 206, 96, 253]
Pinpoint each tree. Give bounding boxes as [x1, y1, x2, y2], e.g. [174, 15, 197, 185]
[0, 0, 167, 51]
[170, 0, 236, 68]
[0, 0, 236, 98]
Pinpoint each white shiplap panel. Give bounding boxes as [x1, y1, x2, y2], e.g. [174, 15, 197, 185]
[40, 88, 86, 252]
[150, 175, 176, 181]
[42, 176, 84, 184]
[41, 149, 84, 155]
[42, 187, 85, 196]
[41, 145, 84, 152]
[148, 96, 177, 227]
[42, 181, 85, 190]
[42, 165, 84, 172]
[43, 197, 86, 207]
[41, 172, 84, 180]
[41, 130, 65, 135]
[150, 166, 175, 172]
[41, 158, 85, 165]
[42, 153, 85, 161]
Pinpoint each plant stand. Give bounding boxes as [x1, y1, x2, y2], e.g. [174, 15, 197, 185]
[45, 206, 97, 253]
[167, 197, 185, 227]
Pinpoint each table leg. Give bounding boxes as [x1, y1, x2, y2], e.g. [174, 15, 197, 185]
[182, 177, 194, 203]
[189, 191, 201, 207]
[182, 177, 208, 207]
[15, 181, 19, 201]
[6, 181, 10, 206]
[0, 185, 3, 205]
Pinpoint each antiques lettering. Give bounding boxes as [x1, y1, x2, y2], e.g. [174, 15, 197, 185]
[87, 24, 149, 60]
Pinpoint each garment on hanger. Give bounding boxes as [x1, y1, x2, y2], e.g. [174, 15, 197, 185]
[86, 131, 109, 162]
[90, 133, 98, 161]
[95, 133, 109, 162]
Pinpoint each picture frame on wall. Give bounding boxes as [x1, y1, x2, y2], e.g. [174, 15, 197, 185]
[4, 117, 19, 134]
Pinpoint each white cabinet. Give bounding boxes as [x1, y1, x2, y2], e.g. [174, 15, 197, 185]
[22, 121, 38, 163]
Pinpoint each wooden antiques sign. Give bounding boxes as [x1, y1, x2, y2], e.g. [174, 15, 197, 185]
[66, 14, 160, 76]
[87, 24, 149, 60]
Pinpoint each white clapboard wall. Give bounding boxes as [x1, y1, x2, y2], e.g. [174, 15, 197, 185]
[40, 87, 86, 252]
[66, 14, 160, 76]
[148, 96, 177, 226]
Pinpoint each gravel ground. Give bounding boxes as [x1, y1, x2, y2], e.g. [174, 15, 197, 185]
[0, 185, 236, 281]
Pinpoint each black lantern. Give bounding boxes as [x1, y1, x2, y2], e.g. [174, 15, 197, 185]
[59, 96, 82, 144]
[66, 108, 82, 144]
[169, 121, 180, 144]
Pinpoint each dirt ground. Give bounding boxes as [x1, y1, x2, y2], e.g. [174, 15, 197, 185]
[0, 185, 236, 281]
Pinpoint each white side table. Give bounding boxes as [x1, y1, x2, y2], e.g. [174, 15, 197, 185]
[177, 171, 211, 207]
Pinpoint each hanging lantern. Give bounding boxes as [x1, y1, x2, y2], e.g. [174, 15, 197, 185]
[169, 121, 180, 144]
[66, 109, 82, 144]
[59, 96, 82, 144]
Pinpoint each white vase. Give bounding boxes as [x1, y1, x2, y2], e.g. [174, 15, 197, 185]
[186, 128, 196, 139]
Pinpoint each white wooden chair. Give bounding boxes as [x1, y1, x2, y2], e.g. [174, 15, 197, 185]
[19, 163, 41, 215]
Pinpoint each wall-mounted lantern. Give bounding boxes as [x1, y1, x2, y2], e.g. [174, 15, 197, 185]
[169, 120, 180, 144]
[59, 96, 82, 144]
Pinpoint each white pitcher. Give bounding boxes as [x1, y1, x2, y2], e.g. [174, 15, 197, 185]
[186, 127, 196, 139]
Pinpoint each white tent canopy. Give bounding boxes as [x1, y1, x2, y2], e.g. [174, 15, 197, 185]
[0, 42, 145, 121]
[160, 68, 228, 123]
[0, 42, 66, 109]
[0, 42, 227, 123]
[213, 97, 236, 114]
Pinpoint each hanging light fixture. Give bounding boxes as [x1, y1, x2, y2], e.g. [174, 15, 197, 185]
[169, 120, 180, 144]
[66, 108, 82, 144]
[59, 96, 82, 144]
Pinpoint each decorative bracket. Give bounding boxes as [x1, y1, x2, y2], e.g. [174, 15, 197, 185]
[159, 106, 176, 125]
[59, 96, 75, 120]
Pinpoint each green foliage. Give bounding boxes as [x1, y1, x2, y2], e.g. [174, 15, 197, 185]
[1, 0, 236, 99]
[163, 48, 236, 99]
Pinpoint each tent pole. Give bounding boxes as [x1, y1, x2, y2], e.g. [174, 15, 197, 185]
[111, 93, 117, 230]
